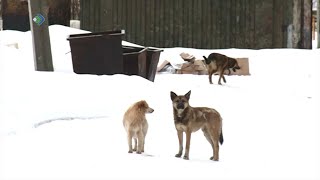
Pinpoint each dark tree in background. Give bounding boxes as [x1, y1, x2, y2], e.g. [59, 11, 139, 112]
[1, 0, 71, 31]
[71, 0, 80, 20]
[317, 0, 320, 48]
[1, 0, 29, 31]
[47, 0, 71, 26]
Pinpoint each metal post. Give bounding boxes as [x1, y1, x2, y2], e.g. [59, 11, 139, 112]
[28, 0, 53, 71]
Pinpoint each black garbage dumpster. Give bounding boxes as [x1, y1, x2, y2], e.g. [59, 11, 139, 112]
[123, 46, 148, 78]
[67, 30, 125, 75]
[68, 30, 162, 82]
[122, 46, 163, 82]
[146, 48, 163, 82]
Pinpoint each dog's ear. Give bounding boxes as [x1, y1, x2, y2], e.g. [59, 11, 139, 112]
[184, 90, 191, 100]
[170, 91, 178, 101]
[137, 100, 147, 111]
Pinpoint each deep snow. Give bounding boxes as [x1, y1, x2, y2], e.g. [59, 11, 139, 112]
[0, 25, 320, 180]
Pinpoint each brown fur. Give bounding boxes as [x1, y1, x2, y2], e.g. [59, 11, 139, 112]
[203, 53, 240, 85]
[170, 90, 223, 161]
[123, 100, 154, 154]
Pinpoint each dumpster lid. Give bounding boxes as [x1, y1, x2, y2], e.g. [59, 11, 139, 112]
[67, 30, 125, 40]
[146, 47, 163, 52]
[123, 46, 148, 55]
[123, 45, 163, 52]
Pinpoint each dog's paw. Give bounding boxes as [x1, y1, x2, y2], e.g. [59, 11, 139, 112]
[136, 151, 142, 154]
[183, 156, 189, 160]
[175, 153, 182, 158]
[132, 148, 137, 152]
[128, 150, 133, 153]
[210, 156, 219, 161]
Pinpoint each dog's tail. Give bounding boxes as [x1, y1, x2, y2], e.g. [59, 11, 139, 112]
[203, 56, 211, 64]
[219, 130, 224, 145]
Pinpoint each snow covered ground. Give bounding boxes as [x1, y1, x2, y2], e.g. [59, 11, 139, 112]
[1, 25, 320, 180]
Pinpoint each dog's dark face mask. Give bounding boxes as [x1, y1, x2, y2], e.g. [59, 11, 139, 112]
[170, 91, 191, 111]
[232, 63, 240, 72]
[176, 99, 186, 109]
[232, 66, 240, 72]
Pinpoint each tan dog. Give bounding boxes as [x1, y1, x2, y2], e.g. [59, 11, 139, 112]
[123, 100, 154, 154]
[203, 53, 240, 85]
[170, 91, 223, 161]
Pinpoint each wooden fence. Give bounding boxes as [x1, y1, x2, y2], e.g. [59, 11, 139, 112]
[79, 0, 312, 49]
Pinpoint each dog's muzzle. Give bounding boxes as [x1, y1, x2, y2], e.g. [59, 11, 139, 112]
[232, 66, 240, 72]
[148, 108, 154, 113]
[177, 103, 185, 109]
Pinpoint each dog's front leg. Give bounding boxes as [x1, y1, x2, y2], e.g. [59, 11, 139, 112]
[127, 132, 133, 153]
[227, 68, 231, 75]
[183, 130, 192, 160]
[175, 130, 183, 158]
[133, 138, 137, 152]
[137, 131, 144, 154]
[222, 74, 226, 83]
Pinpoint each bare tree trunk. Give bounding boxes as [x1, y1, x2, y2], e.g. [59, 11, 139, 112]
[292, 0, 302, 48]
[291, 0, 312, 49]
[301, 0, 312, 49]
[0, 0, 2, 30]
[71, 0, 80, 20]
[317, 0, 320, 48]
[0, 0, 2, 19]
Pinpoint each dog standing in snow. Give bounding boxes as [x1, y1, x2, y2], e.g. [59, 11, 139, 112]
[123, 100, 154, 154]
[203, 53, 240, 85]
[170, 90, 223, 161]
